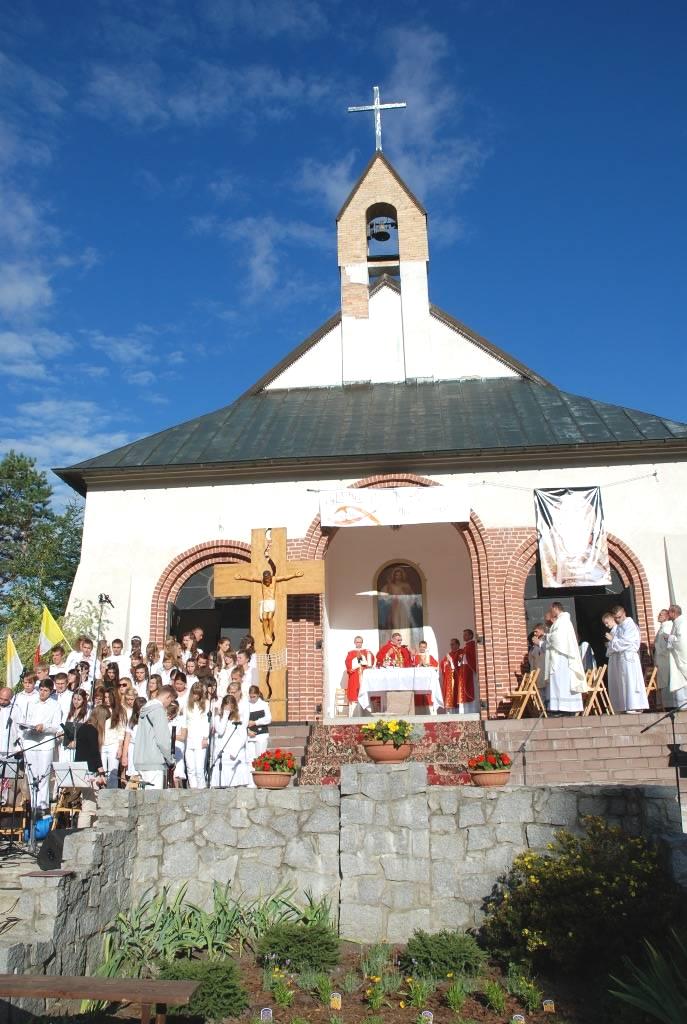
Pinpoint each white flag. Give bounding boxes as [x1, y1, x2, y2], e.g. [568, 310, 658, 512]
[6, 634, 24, 690]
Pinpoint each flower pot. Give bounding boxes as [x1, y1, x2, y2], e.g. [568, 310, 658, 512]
[362, 741, 412, 764]
[469, 769, 511, 788]
[252, 771, 293, 789]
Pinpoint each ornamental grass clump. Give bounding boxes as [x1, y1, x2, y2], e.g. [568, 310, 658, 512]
[467, 747, 511, 771]
[481, 816, 682, 975]
[361, 718, 414, 748]
[160, 957, 248, 1021]
[610, 929, 687, 1024]
[257, 921, 340, 971]
[400, 929, 487, 978]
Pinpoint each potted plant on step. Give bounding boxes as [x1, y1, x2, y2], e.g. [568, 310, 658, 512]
[252, 748, 297, 788]
[467, 748, 512, 787]
[360, 719, 414, 763]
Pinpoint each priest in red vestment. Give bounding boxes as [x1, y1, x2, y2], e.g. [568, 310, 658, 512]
[376, 632, 413, 668]
[456, 629, 477, 705]
[344, 635, 374, 715]
[440, 637, 461, 709]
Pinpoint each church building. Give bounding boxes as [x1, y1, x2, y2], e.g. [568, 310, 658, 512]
[57, 150, 687, 722]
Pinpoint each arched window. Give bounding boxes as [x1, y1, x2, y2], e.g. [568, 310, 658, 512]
[366, 202, 399, 280]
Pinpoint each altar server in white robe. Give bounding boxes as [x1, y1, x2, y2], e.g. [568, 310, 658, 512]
[665, 604, 687, 709]
[211, 696, 251, 787]
[544, 603, 587, 713]
[653, 610, 676, 706]
[606, 605, 649, 713]
[16, 678, 61, 811]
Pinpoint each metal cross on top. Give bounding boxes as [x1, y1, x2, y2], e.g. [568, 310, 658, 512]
[348, 85, 407, 152]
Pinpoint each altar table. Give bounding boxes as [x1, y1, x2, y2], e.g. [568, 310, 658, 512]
[358, 666, 444, 714]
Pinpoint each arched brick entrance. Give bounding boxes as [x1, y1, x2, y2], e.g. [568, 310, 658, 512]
[149, 540, 251, 645]
[501, 531, 655, 712]
[302, 473, 493, 718]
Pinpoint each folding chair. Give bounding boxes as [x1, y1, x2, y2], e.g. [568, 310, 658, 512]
[507, 669, 546, 718]
[582, 664, 613, 716]
[644, 666, 662, 710]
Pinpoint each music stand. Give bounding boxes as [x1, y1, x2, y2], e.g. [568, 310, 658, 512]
[52, 761, 91, 790]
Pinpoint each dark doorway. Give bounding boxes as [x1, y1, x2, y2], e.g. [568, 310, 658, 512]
[167, 566, 250, 652]
[524, 564, 634, 667]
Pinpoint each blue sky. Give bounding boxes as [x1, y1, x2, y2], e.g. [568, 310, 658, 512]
[1, 0, 686, 504]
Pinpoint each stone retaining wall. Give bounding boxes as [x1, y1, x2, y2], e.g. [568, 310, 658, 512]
[1, 772, 685, 1019]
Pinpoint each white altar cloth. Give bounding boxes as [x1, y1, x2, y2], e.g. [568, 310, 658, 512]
[358, 667, 444, 713]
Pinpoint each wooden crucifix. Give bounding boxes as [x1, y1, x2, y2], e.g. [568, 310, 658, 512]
[213, 527, 325, 722]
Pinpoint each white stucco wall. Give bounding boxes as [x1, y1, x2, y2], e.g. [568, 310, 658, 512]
[265, 286, 519, 390]
[323, 523, 474, 711]
[69, 459, 687, 712]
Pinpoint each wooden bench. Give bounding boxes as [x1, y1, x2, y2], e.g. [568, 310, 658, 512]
[0, 974, 198, 1024]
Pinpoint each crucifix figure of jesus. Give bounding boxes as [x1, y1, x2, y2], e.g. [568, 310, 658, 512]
[347, 85, 407, 152]
[234, 567, 304, 646]
[213, 528, 325, 721]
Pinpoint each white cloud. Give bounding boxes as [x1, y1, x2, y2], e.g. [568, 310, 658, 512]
[201, 0, 329, 39]
[194, 214, 331, 301]
[0, 263, 53, 317]
[296, 150, 358, 212]
[0, 185, 60, 249]
[82, 62, 168, 128]
[0, 327, 72, 378]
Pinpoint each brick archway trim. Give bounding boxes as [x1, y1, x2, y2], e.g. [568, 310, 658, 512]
[502, 530, 655, 707]
[300, 473, 494, 717]
[149, 540, 251, 645]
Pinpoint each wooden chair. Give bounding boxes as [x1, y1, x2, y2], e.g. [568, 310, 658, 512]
[582, 664, 614, 716]
[0, 794, 29, 842]
[507, 669, 546, 718]
[645, 666, 663, 710]
[52, 786, 82, 829]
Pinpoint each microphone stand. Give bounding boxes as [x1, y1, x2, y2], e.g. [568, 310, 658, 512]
[641, 701, 687, 824]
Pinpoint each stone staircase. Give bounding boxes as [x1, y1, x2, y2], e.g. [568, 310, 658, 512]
[486, 712, 687, 787]
[268, 722, 312, 766]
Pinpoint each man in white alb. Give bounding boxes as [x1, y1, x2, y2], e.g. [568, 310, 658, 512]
[665, 604, 687, 709]
[653, 609, 674, 706]
[606, 605, 649, 713]
[16, 678, 61, 812]
[544, 603, 587, 714]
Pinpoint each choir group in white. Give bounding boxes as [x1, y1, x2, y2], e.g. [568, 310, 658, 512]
[0, 629, 273, 824]
[528, 601, 687, 714]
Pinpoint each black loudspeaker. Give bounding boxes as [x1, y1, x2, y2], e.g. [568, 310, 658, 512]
[37, 828, 77, 870]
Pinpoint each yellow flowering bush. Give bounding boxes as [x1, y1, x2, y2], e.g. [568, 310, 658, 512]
[481, 817, 681, 974]
[360, 718, 415, 748]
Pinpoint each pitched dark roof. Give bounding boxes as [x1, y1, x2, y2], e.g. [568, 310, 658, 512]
[55, 378, 687, 495]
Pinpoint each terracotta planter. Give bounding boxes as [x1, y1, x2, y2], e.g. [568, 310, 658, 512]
[252, 771, 293, 789]
[469, 769, 511, 788]
[362, 741, 412, 764]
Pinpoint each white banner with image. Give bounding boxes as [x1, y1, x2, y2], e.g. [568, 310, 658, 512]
[534, 486, 611, 588]
[319, 486, 471, 528]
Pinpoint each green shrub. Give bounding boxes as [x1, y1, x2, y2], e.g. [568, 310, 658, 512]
[271, 978, 294, 1007]
[400, 929, 486, 977]
[257, 921, 340, 971]
[381, 969, 402, 994]
[610, 929, 687, 1024]
[482, 979, 506, 1014]
[160, 957, 248, 1021]
[481, 817, 682, 974]
[404, 975, 436, 1008]
[341, 969, 360, 993]
[506, 963, 543, 1013]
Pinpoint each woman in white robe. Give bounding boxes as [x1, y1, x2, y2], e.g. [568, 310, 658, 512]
[210, 696, 250, 787]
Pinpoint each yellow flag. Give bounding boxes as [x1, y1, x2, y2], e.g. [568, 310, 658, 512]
[38, 605, 67, 656]
[6, 634, 24, 689]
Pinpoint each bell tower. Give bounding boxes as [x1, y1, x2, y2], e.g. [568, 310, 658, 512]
[337, 153, 432, 383]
